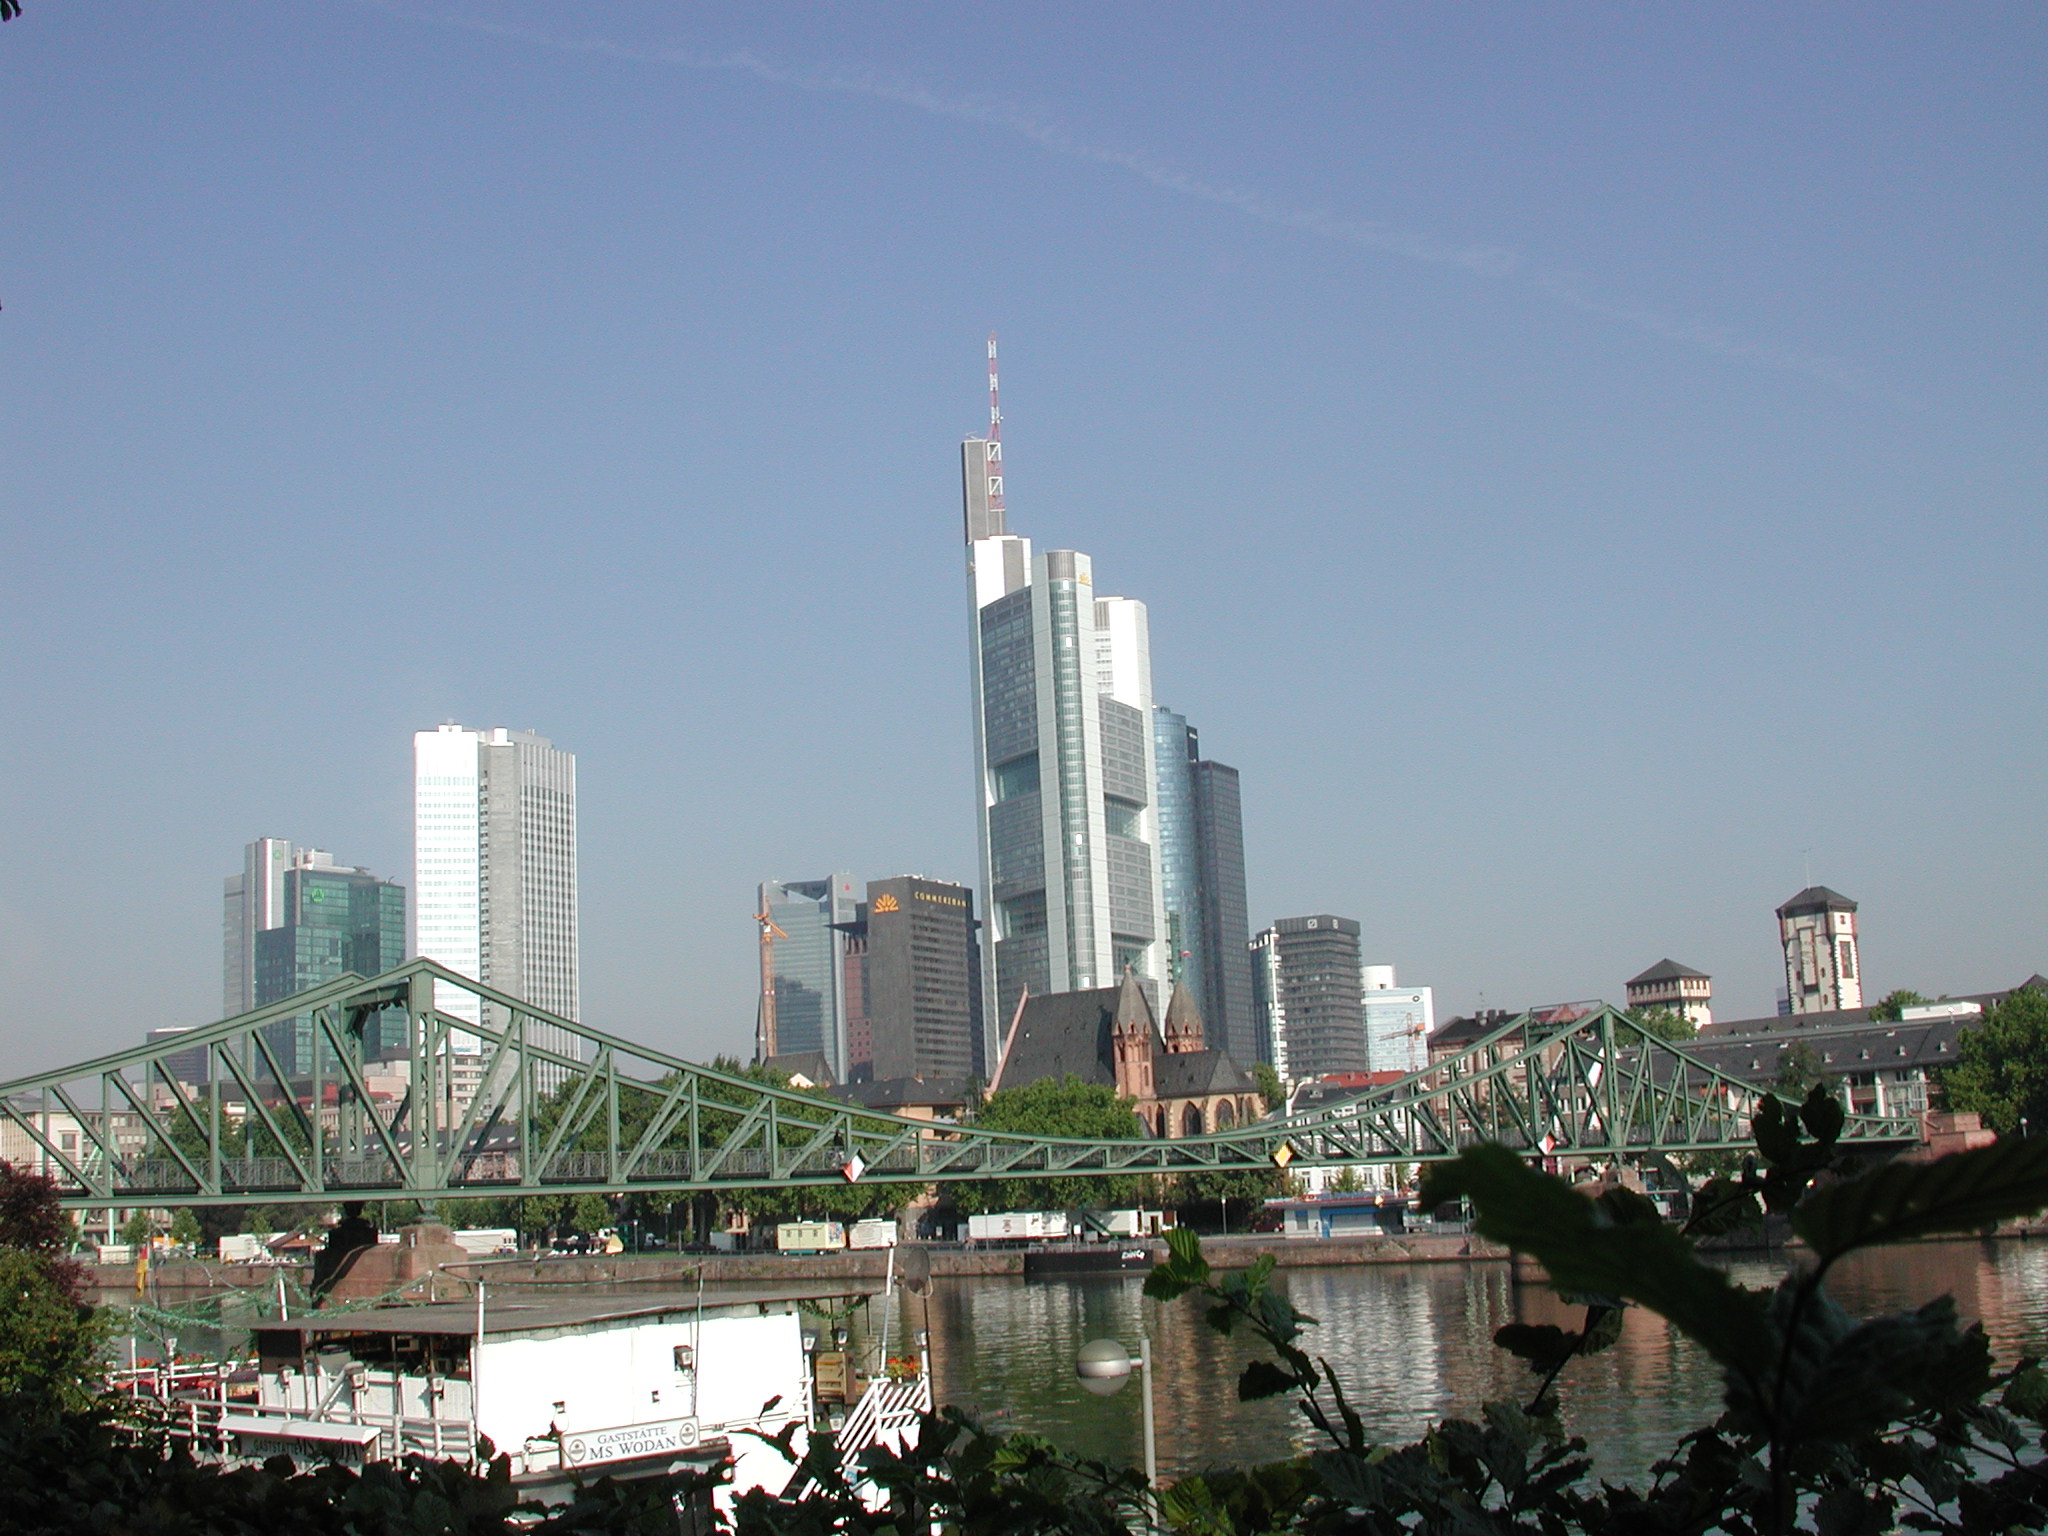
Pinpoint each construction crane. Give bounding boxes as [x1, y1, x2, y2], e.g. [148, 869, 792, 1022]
[753, 903, 790, 1064]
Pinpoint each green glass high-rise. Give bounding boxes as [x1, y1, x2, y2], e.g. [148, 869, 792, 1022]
[246, 853, 406, 1073]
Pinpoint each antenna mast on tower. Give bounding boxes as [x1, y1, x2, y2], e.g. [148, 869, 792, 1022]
[984, 332, 1005, 523]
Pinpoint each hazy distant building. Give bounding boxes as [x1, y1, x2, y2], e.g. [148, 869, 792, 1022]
[964, 342, 1169, 1061]
[413, 725, 579, 1071]
[224, 839, 405, 1072]
[845, 875, 984, 1082]
[1777, 887, 1862, 1016]
[145, 1027, 210, 1089]
[1250, 915, 1367, 1083]
[758, 875, 858, 1078]
[1361, 965, 1433, 1075]
[1626, 958, 1713, 1029]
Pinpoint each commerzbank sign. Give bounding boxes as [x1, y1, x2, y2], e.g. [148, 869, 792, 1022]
[563, 1418, 701, 1468]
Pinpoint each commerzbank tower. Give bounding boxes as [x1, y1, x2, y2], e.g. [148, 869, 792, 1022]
[962, 337, 1172, 1068]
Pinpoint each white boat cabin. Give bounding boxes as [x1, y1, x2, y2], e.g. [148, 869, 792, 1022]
[240, 1285, 852, 1504]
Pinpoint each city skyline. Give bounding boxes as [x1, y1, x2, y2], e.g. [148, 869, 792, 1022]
[5, 8, 2042, 1071]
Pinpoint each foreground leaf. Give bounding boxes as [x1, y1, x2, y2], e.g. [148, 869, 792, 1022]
[1792, 1136, 2048, 1265]
[1421, 1144, 1772, 1373]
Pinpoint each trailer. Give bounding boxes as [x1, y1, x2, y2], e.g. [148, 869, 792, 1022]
[775, 1220, 847, 1253]
[847, 1218, 898, 1250]
[965, 1211, 1071, 1244]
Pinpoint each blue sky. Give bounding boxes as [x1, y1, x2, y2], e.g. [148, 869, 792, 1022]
[3, 3, 2042, 1072]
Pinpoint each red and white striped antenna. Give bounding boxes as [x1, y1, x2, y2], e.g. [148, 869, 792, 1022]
[984, 332, 1005, 520]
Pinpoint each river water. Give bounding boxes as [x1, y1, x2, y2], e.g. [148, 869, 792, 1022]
[883, 1240, 2048, 1484]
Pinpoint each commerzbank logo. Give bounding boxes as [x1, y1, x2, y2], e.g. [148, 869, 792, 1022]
[872, 893, 901, 914]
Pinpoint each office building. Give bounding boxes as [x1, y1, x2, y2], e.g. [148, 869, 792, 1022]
[964, 341, 1168, 1063]
[1250, 914, 1367, 1083]
[223, 839, 405, 1074]
[850, 875, 984, 1083]
[1626, 959, 1713, 1029]
[1361, 965, 1433, 1075]
[257, 859, 407, 1071]
[758, 875, 858, 1078]
[224, 837, 311, 1018]
[1152, 708, 1257, 1066]
[1189, 756, 1255, 1063]
[1777, 886, 1862, 1016]
[413, 725, 580, 1069]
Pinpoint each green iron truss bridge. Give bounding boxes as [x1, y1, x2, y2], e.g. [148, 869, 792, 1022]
[0, 959, 1923, 1210]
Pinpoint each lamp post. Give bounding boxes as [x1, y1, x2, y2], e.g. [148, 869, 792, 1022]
[1075, 1334, 1158, 1523]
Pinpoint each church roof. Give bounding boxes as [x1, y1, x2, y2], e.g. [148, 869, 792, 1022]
[1153, 1050, 1256, 1099]
[1777, 886, 1858, 917]
[992, 975, 1260, 1103]
[994, 976, 1153, 1091]
[1628, 958, 1710, 985]
[1162, 980, 1205, 1039]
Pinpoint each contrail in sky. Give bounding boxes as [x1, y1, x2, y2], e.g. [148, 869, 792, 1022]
[372, 3, 1883, 397]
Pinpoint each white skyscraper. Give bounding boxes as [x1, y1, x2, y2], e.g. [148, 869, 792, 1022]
[964, 340, 1169, 1062]
[413, 725, 580, 1061]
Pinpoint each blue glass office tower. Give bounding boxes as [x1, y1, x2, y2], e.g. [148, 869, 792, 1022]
[963, 390, 1168, 1065]
[1152, 708, 1257, 1065]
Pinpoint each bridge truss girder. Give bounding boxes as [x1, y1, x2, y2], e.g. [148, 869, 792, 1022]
[0, 961, 1922, 1210]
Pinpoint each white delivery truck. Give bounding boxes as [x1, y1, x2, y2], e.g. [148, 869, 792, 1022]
[452, 1228, 519, 1257]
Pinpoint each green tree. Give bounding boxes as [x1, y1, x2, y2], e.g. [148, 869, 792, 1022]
[1624, 1005, 1696, 1043]
[0, 1251, 109, 1417]
[1771, 1038, 1833, 1098]
[1251, 1061, 1285, 1109]
[1940, 984, 2048, 1136]
[118, 1211, 153, 1247]
[167, 1210, 201, 1249]
[1865, 988, 1929, 1022]
[948, 1076, 1147, 1214]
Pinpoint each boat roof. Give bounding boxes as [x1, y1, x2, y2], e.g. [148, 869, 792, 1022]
[251, 1282, 884, 1339]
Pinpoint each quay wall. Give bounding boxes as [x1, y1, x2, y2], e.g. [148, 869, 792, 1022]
[88, 1231, 1506, 1301]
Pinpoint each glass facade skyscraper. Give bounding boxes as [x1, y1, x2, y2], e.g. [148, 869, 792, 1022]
[1189, 756, 1255, 1064]
[413, 724, 580, 1076]
[223, 838, 405, 1076]
[759, 875, 858, 1078]
[965, 414, 1169, 1063]
[1151, 709, 1257, 1066]
[254, 861, 407, 1072]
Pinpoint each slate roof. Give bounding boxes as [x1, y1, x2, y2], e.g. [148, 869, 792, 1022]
[1776, 886, 1858, 917]
[993, 980, 1143, 1090]
[760, 1051, 834, 1088]
[830, 1075, 972, 1112]
[1162, 982, 1205, 1041]
[1154, 1050, 1256, 1098]
[1628, 958, 1709, 985]
[993, 975, 1260, 1103]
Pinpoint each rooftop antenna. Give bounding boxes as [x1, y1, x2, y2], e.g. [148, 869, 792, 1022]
[984, 332, 1006, 522]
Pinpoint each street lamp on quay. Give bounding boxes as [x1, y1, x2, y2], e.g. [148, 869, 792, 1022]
[1075, 1334, 1158, 1517]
